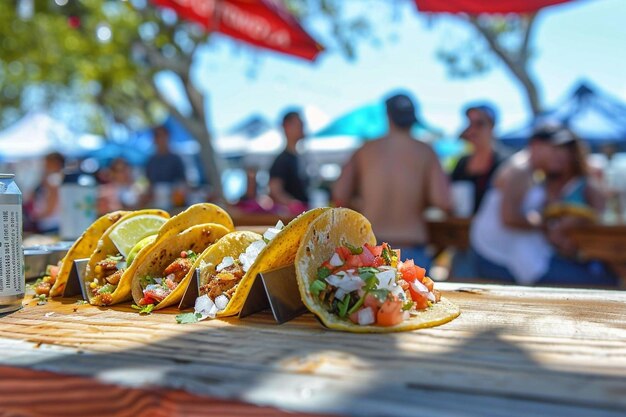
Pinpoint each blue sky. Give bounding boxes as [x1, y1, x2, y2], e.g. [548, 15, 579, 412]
[163, 0, 626, 138]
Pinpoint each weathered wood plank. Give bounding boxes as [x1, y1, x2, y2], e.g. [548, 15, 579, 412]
[0, 283, 624, 417]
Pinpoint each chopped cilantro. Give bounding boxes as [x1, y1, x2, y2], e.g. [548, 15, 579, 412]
[309, 280, 326, 296]
[175, 312, 203, 324]
[402, 301, 415, 311]
[140, 276, 157, 287]
[338, 296, 351, 318]
[317, 267, 331, 280]
[362, 275, 379, 292]
[347, 295, 365, 315]
[131, 303, 155, 315]
[369, 289, 390, 303]
[381, 247, 393, 264]
[358, 267, 380, 275]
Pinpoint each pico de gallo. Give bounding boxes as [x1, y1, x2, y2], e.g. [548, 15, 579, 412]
[137, 250, 198, 307]
[309, 242, 441, 327]
[89, 254, 128, 305]
[32, 263, 61, 298]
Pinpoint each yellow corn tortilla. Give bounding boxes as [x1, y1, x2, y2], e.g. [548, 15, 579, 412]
[49, 211, 129, 298]
[215, 207, 330, 317]
[84, 209, 170, 306]
[194, 230, 263, 308]
[295, 208, 460, 333]
[130, 223, 231, 310]
[156, 203, 234, 240]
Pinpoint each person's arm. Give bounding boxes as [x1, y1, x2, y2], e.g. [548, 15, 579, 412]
[331, 150, 359, 208]
[499, 165, 537, 229]
[37, 183, 60, 219]
[268, 155, 300, 207]
[426, 148, 452, 214]
[584, 178, 606, 213]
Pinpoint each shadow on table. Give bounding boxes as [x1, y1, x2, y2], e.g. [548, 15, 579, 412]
[15, 309, 626, 417]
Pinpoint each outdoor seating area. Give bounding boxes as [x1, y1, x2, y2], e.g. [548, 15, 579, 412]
[1, 0, 625, 416]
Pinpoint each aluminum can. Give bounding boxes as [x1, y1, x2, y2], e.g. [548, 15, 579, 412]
[0, 174, 24, 313]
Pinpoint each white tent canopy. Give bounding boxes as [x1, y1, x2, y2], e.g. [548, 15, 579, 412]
[0, 112, 103, 161]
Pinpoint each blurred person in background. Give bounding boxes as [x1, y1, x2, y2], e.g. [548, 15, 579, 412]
[471, 125, 617, 286]
[269, 109, 309, 215]
[97, 157, 141, 215]
[451, 103, 508, 214]
[233, 167, 274, 213]
[27, 152, 65, 234]
[332, 92, 451, 270]
[144, 125, 187, 209]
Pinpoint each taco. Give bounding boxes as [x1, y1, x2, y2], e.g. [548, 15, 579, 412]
[130, 223, 231, 310]
[295, 208, 460, 333]
[85, 204, 235, 306]
[47, 211, 129, 298]
[192, 208, 330, 319]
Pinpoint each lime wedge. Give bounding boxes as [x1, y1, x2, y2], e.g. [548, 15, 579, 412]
[127, 234, 158, 266]
[109, 215, 167, 258]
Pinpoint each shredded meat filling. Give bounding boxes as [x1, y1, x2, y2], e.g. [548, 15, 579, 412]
[200, 263, 245, 300]
[163, 258, 193, 283]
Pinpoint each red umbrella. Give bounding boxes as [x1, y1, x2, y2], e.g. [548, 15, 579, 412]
[414, 0, 572, 14]
[151, 0, 323, 61]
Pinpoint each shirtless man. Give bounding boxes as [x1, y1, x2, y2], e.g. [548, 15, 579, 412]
[332, 93, 451, 268]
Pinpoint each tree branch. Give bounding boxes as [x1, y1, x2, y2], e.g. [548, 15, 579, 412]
[520, 13, 538, 64]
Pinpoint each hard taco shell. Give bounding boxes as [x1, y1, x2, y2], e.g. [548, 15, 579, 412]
[295, 208, 460, 333]
[49, 210, 128, 297]
[130, 223, 231, 310]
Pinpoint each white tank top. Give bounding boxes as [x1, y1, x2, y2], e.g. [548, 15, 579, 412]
[471, 186, 553, 284]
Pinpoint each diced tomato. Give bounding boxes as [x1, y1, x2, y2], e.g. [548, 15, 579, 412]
[408, 285, 429, 310]
[364, 243, 383, 257]
[143, 290, 165, 303]
[344, 254, 365, 269]
[363, 294, 381, 317]
[398, 259, 426, 283]
[422, 276, 434, 292]
[139, 295, 155, 306]
[349, 310, 360, 324]
[377, 299, 404, 326]
[180, 251, 187, 258]
[336, 246, 352, 261]
[165, 278, 177, 290]
[397, 279, 409, 291]
[372, 256, 385, 267]
[48, 265, 59, 280]
[359, 247, 375, 266]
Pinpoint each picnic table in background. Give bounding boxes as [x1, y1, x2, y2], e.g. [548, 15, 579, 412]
[0, 283, 624, 417]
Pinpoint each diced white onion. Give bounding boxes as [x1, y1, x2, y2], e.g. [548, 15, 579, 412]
[214, 294, 230, 310]
[208, 304, 219, 318]
[411, 279, 429, 294]
[391, 285, 406, 301]
[166, 273, 175, 281]
[275, 220, 285, 229]
[325, 272, 364, 292]
[153, 278, 163, 284]
[403, 311, 410, 320]
[329, 253, 343, 267]
[357, 307, 375, 326]
[334, 289, 347, 301]
[194, 294, 215, 318]
[263, 227, 281, 241]
[239, 240, 267, 273]
[426, 291, 436, 302]
[116, 261, 127, 270]
[216, 256, 235, 272]
[375, 269, 397, 290]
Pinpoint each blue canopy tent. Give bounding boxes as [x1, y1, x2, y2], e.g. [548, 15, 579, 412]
[500, 82, 626, 151]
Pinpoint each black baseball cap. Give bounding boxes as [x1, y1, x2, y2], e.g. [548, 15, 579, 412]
[465, 102, 497, 126]
[385, 93, 418, 128]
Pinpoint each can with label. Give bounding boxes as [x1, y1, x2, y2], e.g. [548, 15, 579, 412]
[0, 174, 24, 313]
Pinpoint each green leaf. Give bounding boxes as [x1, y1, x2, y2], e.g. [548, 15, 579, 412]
[309, 279, 326, 296]
[317, 267, 331, 280]
[175, 312, 202, 324]
[347, 295, 365, 315]
[97, 283, 115, 294]
[131, 303, 155, 315]
[363, 275, 379, 292]
[358, 267, 380, 275]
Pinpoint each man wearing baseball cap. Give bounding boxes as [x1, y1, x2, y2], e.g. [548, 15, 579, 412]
[333, 91, 451, 270]
[451, 102, 507, 214]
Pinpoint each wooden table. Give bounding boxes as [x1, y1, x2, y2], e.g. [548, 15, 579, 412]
[1, 283, 624, 417]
